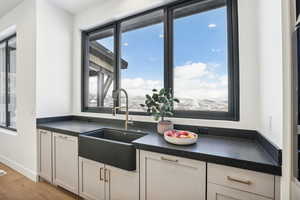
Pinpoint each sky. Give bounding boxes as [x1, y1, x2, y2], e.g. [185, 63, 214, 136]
[93, 6, 229, 110]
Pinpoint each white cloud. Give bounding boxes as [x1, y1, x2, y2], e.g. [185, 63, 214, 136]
[159, 34, 164, 38]
[122, 78, 163, 97]
[211, 48, 221, 53]
[175, 62, 209, 80]
[89, 62, 228, 108]
[123, 42, 129, 46]
[208, 23, 217, 28]
[121, 62, 228, 101]
[173, 62, 228, 100]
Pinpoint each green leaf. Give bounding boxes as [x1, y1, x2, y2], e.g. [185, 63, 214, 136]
[159, 88, 165, 95]
[152, 93, 159, 101]
[146, 94, 152, 100]
[140, 104, 145, 107]
[152, 89, 157, 92]
[166, 111, 173, 116]
[173, 98, 180, 103]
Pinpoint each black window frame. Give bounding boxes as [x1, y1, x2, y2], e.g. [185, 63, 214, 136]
[82, 0, 240, 121]
[0, 34, 17, 131]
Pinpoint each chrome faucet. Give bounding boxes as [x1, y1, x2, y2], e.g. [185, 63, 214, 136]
[112, 88, 133, 130]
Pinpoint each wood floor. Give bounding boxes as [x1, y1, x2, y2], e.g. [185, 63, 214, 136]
[0, 163, 78, 200]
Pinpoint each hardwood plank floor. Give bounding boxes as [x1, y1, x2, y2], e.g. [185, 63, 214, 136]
[0, 163, 78, 200]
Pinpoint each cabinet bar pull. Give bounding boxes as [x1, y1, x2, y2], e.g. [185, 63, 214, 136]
[59, 135, 68, 140]
[100, 168, 104, 181]
[104, 169, 109, 182]
[161, 156, 178, 163]
[227, 176, 252, 185]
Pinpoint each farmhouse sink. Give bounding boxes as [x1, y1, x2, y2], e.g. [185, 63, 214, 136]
[79, 128, 146, 171]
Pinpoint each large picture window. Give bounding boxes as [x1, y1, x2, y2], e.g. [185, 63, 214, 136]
[0, 34, 17, 130]
[82, 0, 239, 120]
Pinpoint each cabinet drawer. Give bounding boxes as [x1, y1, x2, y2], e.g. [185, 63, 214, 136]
[207, 163, 274, 198]
[140, 150, 206, 200]
[207, 183, 272, 200]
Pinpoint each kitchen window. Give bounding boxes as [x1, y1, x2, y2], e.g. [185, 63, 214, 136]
[0, 34, 17, 130]
[82, 0, 239, 120]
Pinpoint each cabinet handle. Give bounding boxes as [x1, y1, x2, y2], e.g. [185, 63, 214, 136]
[100, 168, 104, 181]
[161, 156, 178, 163]
[59, 135, 68, 140]
[104, 169, 109, 182]
[227, 176, 252, 185]
[40, 130, 48, 134]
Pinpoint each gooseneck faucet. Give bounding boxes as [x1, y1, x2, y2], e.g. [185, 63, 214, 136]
[112, 88, 133, 130]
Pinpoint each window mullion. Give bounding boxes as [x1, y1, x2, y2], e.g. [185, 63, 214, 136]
[164, 7, 174, 96]
[164, 7, 174, 93]
[114, 22, 121, 108]
[5, 40, 9, 128]
[81, 32, 89, 111]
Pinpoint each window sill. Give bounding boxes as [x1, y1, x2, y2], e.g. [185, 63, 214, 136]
[0, 126, 17, 136]
[82, 107, 239, 121]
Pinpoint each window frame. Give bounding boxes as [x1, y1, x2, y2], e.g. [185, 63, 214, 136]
[82, 0, 239, 121]
[0, 34, 17, 131]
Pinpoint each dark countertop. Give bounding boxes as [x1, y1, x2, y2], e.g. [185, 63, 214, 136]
[133, 133, 280, 175]
[37, 120, 104, 136]
[37, 118, 281, 176]
[37, 120, 120, 136]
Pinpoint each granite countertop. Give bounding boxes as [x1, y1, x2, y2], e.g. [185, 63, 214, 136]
[37, 118, 281, 176]
[37, 119, 155, 136]
[133, 133, 280, 175]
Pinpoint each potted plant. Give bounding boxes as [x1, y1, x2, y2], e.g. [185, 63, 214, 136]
[140, 88, 180, 134]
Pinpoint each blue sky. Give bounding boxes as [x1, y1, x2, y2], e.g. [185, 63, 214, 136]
[97, 7, 228, 81]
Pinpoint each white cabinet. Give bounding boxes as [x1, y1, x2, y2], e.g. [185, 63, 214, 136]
[105, 165, 139, 200]
[38, 129, 52, 183]
[207, 163, 275, 200]
[79, 157, 105, 200]
[207, 183, 272, 200]
[79, 157, 139, 200]
[53, 133, 78, 194]
[140, 150, 206, 200]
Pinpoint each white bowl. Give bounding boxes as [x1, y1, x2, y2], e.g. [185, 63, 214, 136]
[164, 130, 198, 145]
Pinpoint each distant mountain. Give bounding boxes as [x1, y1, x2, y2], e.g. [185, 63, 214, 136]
[88, 95, 228, 112]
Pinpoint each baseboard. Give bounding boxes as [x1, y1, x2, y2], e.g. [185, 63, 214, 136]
[0, 154, 38, 182]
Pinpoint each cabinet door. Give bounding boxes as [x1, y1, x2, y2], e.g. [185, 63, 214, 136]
[140, 150, 206, 200]
[207, 183, 272, 200]
[38, 129, 52, 183]
[105, 165, 139, 200]
[53, 133, 78, 194]
[79, 157, 105, 200]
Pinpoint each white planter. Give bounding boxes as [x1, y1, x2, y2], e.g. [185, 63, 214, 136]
[157, 120, 174, 134]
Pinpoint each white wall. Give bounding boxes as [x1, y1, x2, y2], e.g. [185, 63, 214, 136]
[36, 0, 73, 118]
[73, 0, 261, 135]
[0, 0, 73, 182]
[257, 0, 283, 148]
[0, 0, 37, 181]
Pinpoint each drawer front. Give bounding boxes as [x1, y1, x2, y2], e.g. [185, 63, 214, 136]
[140, 150, 206, 200]
[207, 163, 274, 198]
[207, 183, 272, 200]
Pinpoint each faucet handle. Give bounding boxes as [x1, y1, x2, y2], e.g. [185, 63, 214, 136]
[128, 117, 134, 124]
